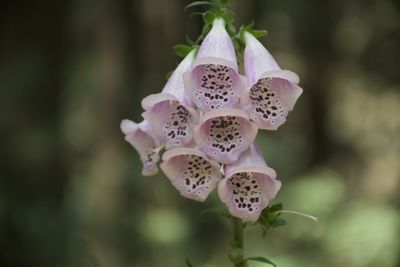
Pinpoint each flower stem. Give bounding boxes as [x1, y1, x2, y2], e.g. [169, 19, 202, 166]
[232, 217, 247, 267]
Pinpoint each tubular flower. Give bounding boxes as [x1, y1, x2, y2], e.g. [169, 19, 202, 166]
[142, 50, 199, 149]
[160, 147, 223, 201]
[193, 108, 258, 164]
[120, 119, 161, 176]
[184, 18, 246, 112]
[241, 31, 303, 130]
[218, 144, 281, 221]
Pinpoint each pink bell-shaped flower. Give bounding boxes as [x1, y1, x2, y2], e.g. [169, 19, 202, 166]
[218, 144, 281, 221]
[193, 108, 258, 164]
[120, 119, 161, 176]
[184, 18, 246, 112]
[142, 50, 199, 149]
[241, 31, 303, 130]
[160, 147, 223, 201]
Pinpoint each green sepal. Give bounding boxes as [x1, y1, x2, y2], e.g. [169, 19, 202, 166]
[269, 218, 287, 228]
[269, 203, 283, 213]
[228, 248, 245, 264]
[251, 29, 268, 38]
[226, 22, 236, 37]
[185, 36, 196, 46]
[173, 44, 194, 58]
[239, 21, 268, 44]
[221, 10, 234, 24]
[257, 203, 287, 230]
[246, 257, 277, 267]
[196, 23, 212, 43]
[203, 10, 216, 24]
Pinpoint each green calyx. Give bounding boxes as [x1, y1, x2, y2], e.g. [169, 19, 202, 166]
[173, 44, 198, 58]
[186, 0, 236, 43]
[238, 21, 268, 45]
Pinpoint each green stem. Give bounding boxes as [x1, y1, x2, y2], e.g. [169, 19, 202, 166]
[232, 217, 247, 267]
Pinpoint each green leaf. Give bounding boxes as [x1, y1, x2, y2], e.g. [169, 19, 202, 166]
[229, 248, 244, 264]
[185, 36, 195, 46]
[222, 10, 234, 24]
[269, 203, 283, 213]
[269, 218, 287, 228]
[226, 23, 236, 37]
[185, 1, 213, 11]
[196, 23, 212, 43]
[277, 210, 318, 223]
[247, 257, 277, 267]
[173, 44, 193, 58]
[203, 11, 216, 24]
[251, 29, 268, 38]
[245, 20, 255, 29]
[186, 259, 194, 267]
[257, 203, 287, 230]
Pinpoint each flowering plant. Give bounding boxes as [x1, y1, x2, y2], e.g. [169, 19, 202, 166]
[121, 0, 315, 266]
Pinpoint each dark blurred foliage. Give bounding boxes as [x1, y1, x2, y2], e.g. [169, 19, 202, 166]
[0, 0, 399, 267]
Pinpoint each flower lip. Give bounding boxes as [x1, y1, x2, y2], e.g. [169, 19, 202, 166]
[193, 108, 258, 164]
[160, 147, 222, 202]
[218, 144, 281, 221]
[257, 69, 300, 85]
[142, 101, 199, 150]
[162, 147, 212, 163]
[121, 119, 139, 135]
[120, 119, 161, 176]
[218, 173, 282, 221]
[225, 165, 277, 181]
[191, 57, 239, 73]
[141, 93, 179, 110]
[200, 107, 252, 124]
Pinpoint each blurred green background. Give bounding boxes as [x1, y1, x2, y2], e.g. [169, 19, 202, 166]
[1, 0, 399, 266]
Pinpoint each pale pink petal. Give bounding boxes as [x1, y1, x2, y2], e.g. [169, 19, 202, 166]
[184, 18, 247, 112]
[241, 77, 302, 130]
[142, 100, 199, 150]
[242, 32, 303, 130]
[142, 49, 196, 109]
[160, 147, 223, 202]
[218, 144, 281, 222]
[120, 119, 161, 176]
[196, 18, 237, 70]
[244, 31, 281, 85]
[193, 108, 258, 164]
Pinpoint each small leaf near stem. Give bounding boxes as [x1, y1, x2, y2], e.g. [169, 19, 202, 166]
[275, 210, 319, 223]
